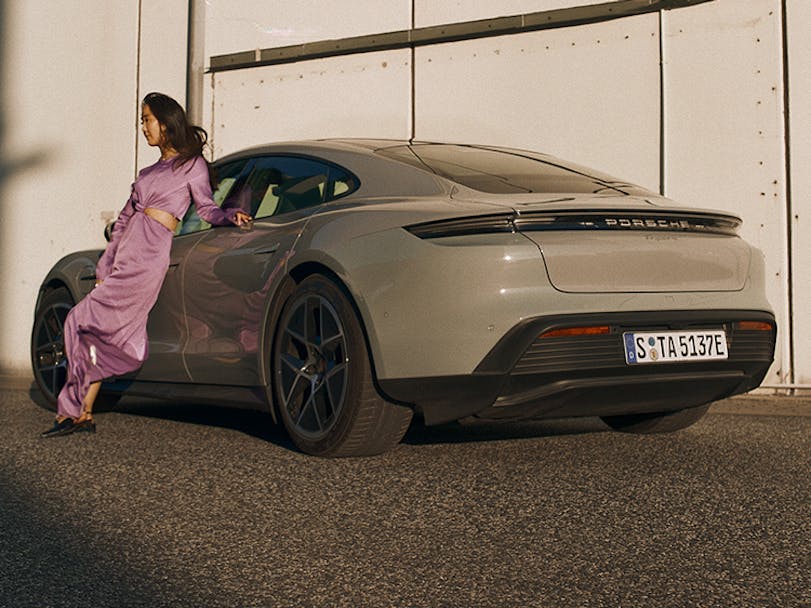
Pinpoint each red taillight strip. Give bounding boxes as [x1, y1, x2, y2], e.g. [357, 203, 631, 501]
[735, 321, 774, 331]
[539, 326, 611, 339]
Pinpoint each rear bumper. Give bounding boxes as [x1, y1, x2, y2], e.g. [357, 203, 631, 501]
[377, 310, 776, 425]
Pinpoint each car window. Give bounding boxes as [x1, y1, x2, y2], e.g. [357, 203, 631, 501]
[379, 144, 654, 196]
[332, 170, 358, 199]
[176, 159, 251, 235]
[246, 156, 358, 220]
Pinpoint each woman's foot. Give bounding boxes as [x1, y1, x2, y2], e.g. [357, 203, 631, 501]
[40, 417, 76, 438]
[40, 415, 96, 438]
[74, 414, 96, 434]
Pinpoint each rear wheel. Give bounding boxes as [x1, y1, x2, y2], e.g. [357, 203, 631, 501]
[30, 286, 121, 410]
[272, 275, 412, 457]
[601, 404, 710, 434]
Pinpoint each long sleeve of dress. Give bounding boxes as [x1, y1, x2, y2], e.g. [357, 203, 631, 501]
[187, 157, 238, 226]
[96, 189, 137, 282]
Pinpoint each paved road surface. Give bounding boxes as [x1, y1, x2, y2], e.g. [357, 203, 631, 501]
[1, 388, 809, 607]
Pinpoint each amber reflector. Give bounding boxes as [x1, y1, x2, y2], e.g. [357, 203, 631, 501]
[736, 321, 774, 331]
[540, 326, 611, 339]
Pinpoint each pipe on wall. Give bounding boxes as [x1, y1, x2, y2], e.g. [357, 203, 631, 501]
[186, 0, 206, 127]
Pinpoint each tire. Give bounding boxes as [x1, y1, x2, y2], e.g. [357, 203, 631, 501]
[30, 286, 121, 410]
[601, 404, 710, 434]
[31, 287, 73, 408]
[272, 275, 412, 457]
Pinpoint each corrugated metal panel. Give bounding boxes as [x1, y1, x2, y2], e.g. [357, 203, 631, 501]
[209, 50, 412, 158]
[414, 13, 661, 191]
[203, 0, 412, 58]
[208, 1, 711, 72]
[662, 0, 788, 384]
[416, 0, 614, 28]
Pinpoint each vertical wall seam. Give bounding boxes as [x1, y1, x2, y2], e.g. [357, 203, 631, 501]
[658, 10, 667, 196]
[210, 72, 216, 159]
[780, 0, 795, 384]
[134, 0, 143, 178]
[410, 0, 416, 142]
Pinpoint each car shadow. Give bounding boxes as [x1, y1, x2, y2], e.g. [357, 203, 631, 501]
[402, 415, 609, 446]
[28, 383, 51, 410]
[27, 384, 296, 450]
[27, 383, 608, 451]
[106, 400, 610, 451]
[113, 397, 295, 447]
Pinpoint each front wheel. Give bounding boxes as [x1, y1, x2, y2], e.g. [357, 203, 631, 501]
[272, 275, 412, 457]
[601, 404, 710, 434]
[31, 287, 73, 407]
[30, 286, 122, 410]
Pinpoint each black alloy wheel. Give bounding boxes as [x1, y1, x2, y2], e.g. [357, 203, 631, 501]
[278, 292, 347, 439]
[30, 285, 121, 409]
[31, 287, 73, 406]
[273, 275, 412, 457]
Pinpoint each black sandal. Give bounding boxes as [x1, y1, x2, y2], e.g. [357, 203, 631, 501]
[40, 418, 77, 438]
[73, 418, 96, 434]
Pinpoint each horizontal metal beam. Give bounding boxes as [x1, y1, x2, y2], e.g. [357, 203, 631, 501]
[209, 0, 713, 73]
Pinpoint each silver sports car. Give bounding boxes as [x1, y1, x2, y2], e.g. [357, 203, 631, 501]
[32, 140, 776, 456]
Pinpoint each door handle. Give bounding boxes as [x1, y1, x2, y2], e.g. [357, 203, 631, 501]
[252, 243, 279, 256]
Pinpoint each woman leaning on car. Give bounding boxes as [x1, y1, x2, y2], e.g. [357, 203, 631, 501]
[41, 92, 252, 438]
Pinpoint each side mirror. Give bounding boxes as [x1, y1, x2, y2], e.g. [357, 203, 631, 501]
[104, 221, 115, 242]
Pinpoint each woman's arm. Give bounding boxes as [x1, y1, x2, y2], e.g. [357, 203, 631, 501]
[188, 157, 250, 227]
[95, 189, 137, 282]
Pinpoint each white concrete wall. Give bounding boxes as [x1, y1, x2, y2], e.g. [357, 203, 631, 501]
[136, 1, 190, 171]
[413, 13, 661, 191]
[204, 0, 412, 57]
[415, 0, 595, 27]
[0, 0, 187, 379]
[785, 0, 811, 384]
[209, 49, 413, 158]
[663, 0, 789, 384]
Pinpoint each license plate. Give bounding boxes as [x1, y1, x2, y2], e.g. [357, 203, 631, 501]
[623, 330, 728, 364]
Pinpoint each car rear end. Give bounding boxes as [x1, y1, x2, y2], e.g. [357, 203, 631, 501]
[344, 143, 776, 425]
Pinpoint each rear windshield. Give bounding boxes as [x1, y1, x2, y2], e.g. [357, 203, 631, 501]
[378, 144, 653, 196]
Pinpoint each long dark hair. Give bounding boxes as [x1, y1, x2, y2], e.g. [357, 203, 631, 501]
[142, 92, 215, 186]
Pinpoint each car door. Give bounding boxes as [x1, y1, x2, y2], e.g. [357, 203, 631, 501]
[182, 155, 356, 386]
[135, 158, 253, 381]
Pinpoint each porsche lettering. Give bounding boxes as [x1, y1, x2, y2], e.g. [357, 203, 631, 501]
[604, 218, 693, 230]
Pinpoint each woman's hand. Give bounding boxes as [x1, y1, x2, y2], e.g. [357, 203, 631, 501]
[233, 211, 253, 228]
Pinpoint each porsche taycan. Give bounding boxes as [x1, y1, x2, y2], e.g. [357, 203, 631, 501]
[31, 140, 776, 456]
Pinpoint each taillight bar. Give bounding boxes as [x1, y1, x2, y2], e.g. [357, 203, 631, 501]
[405, 210, 741, 239]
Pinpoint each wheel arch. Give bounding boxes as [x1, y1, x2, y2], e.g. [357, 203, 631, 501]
[34, 277, 77, 315]
[259, 259, 393, 418]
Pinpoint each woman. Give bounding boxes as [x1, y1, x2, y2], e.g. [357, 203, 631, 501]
[41, 92, 251, 437]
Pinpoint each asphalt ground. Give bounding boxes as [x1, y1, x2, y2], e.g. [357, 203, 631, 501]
[1, 387, 809, 608]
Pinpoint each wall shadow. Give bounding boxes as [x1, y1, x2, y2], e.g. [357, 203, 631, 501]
[0, 0, 51, 382]
[0, 471, 175, 607]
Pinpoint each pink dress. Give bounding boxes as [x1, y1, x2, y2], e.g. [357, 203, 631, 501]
[56, 155, 238, 418]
